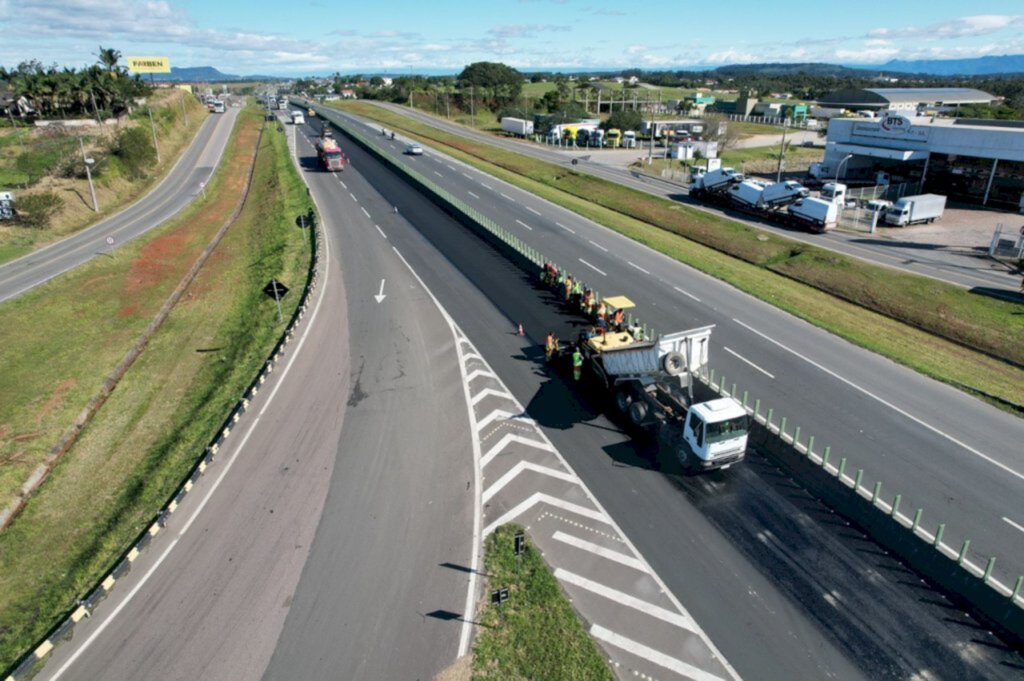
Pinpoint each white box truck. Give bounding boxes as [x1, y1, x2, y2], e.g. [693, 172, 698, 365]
[501, 117, 534, 137]
[788, 197, 839, 233]
[290, 111, 305, 125]
[883, 194, 946, 226]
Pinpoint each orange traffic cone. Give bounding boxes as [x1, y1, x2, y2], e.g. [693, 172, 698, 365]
[517, 323, 524, 337]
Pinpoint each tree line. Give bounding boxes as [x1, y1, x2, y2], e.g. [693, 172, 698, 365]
[1, 47, 150, 120]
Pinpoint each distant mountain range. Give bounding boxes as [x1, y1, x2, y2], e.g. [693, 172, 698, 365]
[154, 54, 1024, 82]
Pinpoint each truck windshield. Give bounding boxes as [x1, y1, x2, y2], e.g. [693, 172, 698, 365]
[705, 415, 748, 444]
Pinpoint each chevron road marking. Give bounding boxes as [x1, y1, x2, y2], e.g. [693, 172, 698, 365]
[482, 461, 579, 504]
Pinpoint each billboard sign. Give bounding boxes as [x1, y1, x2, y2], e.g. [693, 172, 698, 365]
[127, 57, 171, 74]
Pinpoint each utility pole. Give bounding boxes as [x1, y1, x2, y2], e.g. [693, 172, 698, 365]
[147, 105, 161, 163]
[79, 137, 99, 212]
[776, 118, 788, 183]
[647, 95, 655, 165]
[471, 85, 476, 127]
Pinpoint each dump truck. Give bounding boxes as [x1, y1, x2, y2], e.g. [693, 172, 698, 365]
[883, 193, 946, 226]
[570, 297, 748, 473]
[315, 130, 345, 171]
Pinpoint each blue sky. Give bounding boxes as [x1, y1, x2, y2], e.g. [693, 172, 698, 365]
[2, 0, 1024, 75]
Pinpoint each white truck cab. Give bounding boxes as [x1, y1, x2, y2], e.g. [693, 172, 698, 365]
[682, 399, 749, 470]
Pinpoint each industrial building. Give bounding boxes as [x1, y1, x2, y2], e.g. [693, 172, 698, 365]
[821, 114, 1024, 210]
[816, 87, 996, 114]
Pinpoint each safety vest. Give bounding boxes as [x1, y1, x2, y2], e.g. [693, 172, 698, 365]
[572, 351, 583, 367]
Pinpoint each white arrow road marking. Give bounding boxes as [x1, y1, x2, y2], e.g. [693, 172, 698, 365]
[374, 279, 386, 304]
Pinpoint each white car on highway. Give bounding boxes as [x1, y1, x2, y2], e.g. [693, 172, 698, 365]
[405, 143, 423, 156]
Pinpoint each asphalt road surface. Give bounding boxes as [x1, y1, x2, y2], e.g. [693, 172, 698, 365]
[299, 113, 1023, 678]
[372, 102, 1021, 295]
[35, 118, 475, 681]
[0, 107, 238, 304]
[316, 105, 1024, 595]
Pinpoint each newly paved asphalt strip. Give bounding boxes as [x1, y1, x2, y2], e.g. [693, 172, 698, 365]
[373, 102, 1021, 294]
[319, 106, 1024, 591]
[0, 107, 238, 304]
[312, 118, 1021, 679]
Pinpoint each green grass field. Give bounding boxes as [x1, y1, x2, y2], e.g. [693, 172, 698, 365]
[335, 101, 1024, 411]
[472, 525, 613, 680]
[0, 106, 313, 672]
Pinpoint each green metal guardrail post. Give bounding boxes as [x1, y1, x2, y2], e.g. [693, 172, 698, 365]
[982, 557, 995, 583]
[836, 455, 845, 479]
[891, 494, 901, 518]
[766, 408, 773, 427]
[806, 435, 814, 456]
[934, 523, 945, 548]
[754, 399, 761, 418]
[822, 446, 831, 468]
[871, 481, 882, 504]
[779, 416, 787, 438]
[742, 390, 748, 408]
[912, 508, 923, 532]
[854, 469, 863, 491]
[731, 382, 736, 397]
[1012, 576, 1023, 601]
[957, 540, 971, 566]
[709, 369, 716, 386]
[793, 426, 801, 448]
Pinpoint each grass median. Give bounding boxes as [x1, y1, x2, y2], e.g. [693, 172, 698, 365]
[0, 108, 313, 672]
[332, 102, 1024, 411]
[471, 525, 614, 680]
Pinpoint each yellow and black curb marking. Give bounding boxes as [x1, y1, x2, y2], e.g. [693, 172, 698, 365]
[4, 171, 324, 681]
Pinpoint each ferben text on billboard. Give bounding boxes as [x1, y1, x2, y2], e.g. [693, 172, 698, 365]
[127, 57, 171, 74]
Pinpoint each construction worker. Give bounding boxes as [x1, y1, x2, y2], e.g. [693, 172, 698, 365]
[564, 275, 573, 301]
[545, 332, 558, 362]
[613, 308, 625, 331]
[572, 347, 583, 381]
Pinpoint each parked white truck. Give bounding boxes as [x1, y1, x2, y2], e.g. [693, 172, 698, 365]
[883, 194, 946, 226]
[576, 320, 748, 473]
[501, 117, 534, 137]
[788, 197, 839, 232]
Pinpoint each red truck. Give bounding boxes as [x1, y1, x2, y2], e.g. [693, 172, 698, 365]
[316, 130, 345, 171]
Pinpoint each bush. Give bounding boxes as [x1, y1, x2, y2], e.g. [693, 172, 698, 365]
[114, 127, 156, 176]
[15, 192, 64, 229]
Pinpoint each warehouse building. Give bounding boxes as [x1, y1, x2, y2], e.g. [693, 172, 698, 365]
[821, 113, 1024, 210]
[816, 87, 996, 114]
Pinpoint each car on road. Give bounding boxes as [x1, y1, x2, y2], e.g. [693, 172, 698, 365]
[405, 143, 423, 156]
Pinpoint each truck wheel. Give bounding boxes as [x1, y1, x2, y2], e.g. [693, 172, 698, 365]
[628, 401, 648, 425]
[614, 390, 633, 413]
[662, 351, 686, 376]
[676, 442, 696, 475]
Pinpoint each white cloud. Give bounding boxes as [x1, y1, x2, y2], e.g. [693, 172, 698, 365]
[868, 14, 1023, 40]
[702, 49, 760, 65]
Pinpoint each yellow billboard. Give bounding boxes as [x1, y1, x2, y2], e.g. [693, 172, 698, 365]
[127, 57, 171, 74]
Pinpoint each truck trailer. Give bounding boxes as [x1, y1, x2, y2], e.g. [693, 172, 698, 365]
[500, 117, 534, 137]
[787, 197, 839, 232]
[883, 194, 946, 226]
[571, 314, 748, 473]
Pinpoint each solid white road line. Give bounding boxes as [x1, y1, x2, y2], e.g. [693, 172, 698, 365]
[481, 461, 578, 504]
[723, 346, 775, 379]
[49, 173, 336, 681]
[388, 248, 483, 658]
[360, 207, 370, 219]
[588, 240, 609, 252]
[556, 221, 576, 234]
[552, 531, 647, 572]
[525, 205, 541, 216]
[732, 317, 1024, 482]
[590, 625, 727, 681]
[578, 259, 607, 276]
[483, 493, 608, 536]
[628, 261, 651, 275]
[554, 568, 698, 633]
[515, 219, 533, 231]
[375, 225, 387, 240]
[672, 285, 701, 303]
[468, 191, 480, 199]
[1003, 517, 1024, 535]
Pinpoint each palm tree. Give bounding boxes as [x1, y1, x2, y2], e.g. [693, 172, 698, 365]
[97, 46, 122, 76]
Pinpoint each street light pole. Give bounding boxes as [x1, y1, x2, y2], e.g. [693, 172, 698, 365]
[79, 137, 98, 212]
[776, 118, 788, 183]
[835, 153, 853, 183]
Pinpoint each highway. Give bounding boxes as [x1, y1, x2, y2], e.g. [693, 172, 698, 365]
[0, 106, 238, 304]
[293, 115, 1022, 677]
[372, 102, 1021, 295]
[34, 118, 475, 681]
[316, 105, 1024, 599]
